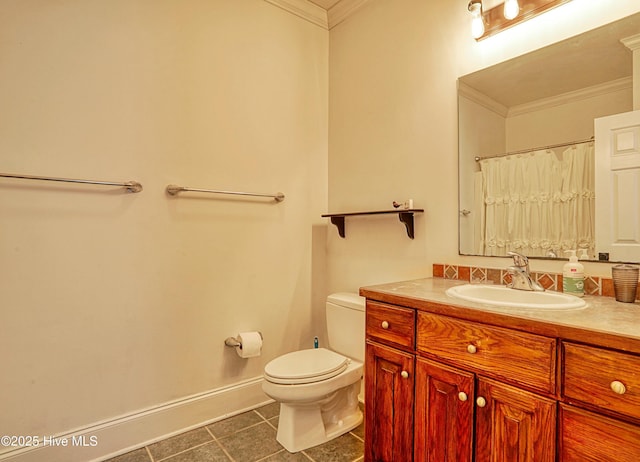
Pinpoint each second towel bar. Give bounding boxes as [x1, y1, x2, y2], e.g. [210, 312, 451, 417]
[166, 185, 285, 202]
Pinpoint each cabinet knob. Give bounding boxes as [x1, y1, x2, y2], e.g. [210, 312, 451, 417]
[467, 344, 477, 354]
[401, 370, 409, 379]
[381, 321, 390, 329]
[610, 380, 627, 395]
[458, 392, 468, 402]
[476, 396, 487, 408]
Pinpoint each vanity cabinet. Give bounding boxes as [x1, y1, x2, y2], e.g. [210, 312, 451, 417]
[560, 342, 640, 460]
[414, 360, 556, 462]
[474, 378, 556, 462]
[414, 357, 474, 462]
[559, 405, 640, 461]
[415, 311, 557, 462]
[416, 312, 557, 395]
[365, 341, 414, 462]
[366, 301, 415, 349]
[361, 278, 640, 462]
[364, 301, 416, 462]
[562, 342, 640, 420]
[364, 302, 557, 462]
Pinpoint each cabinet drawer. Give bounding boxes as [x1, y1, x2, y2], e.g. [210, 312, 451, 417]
[563, 342, 640, 421]
[416, 312, 556, 394]
[560, 404, 640, 461]
[366, 301, 415, 350]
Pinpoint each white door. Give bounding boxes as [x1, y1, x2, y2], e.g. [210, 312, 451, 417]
[595, 110, 640, 262]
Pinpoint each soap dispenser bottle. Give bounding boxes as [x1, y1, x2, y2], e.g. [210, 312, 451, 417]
[563, 250, 585, 297]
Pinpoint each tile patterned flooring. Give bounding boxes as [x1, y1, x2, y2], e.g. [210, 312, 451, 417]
[104, 402, 364, 462]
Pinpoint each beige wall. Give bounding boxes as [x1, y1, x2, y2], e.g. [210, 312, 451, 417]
[328, 0, 640, 293]
[507, 88, 633, 150]
[0, 0, 327, 452]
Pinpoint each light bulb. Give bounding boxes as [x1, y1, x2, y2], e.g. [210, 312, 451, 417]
[468, 1, 485, 39]
[503, 0, 520, 20]
[471, 16, 485, 39]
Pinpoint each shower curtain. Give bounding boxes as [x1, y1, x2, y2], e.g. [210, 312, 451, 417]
[478, 142, 595, 258]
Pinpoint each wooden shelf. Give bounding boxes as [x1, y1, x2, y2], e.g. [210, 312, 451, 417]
[321, 209, 424, 239]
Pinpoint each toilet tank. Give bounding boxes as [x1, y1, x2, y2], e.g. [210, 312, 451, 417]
[326, 293, 366, 362]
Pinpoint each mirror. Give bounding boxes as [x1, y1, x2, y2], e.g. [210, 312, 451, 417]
[458, 12, 640, 263]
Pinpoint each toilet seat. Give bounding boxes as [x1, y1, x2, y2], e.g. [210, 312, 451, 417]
[264, 348, 351, 385]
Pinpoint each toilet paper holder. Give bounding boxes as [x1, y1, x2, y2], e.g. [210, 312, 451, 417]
[224, 332, 263, 349]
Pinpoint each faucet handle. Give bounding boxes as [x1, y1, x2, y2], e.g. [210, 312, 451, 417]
[507, 251, 529, 267]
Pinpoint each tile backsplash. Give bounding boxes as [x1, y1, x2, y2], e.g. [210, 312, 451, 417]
[433, 263, 618, 298]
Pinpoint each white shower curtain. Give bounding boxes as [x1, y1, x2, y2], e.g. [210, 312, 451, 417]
[478, 142, 594, 257]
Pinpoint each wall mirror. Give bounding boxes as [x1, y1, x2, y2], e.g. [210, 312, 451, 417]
[458, 12, 640, 263]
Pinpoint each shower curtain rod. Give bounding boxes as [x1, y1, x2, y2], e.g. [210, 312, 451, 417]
[474, 136, 595, 162]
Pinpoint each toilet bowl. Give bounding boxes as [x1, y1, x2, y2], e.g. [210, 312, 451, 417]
[262, 293, 365, 453]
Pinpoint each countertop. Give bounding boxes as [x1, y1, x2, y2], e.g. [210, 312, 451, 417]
[360, 277, 640, 355]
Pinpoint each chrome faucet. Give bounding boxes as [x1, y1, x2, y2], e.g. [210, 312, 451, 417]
[506, 251, 545, 292]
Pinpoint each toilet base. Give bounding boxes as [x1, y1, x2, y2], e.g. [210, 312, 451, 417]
[276, 381, 363, 453]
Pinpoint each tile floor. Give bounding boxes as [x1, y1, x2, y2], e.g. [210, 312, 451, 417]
[104, 402, 364, 462]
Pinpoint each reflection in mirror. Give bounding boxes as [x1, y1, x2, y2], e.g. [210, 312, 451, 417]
[458, 12, 640, 263]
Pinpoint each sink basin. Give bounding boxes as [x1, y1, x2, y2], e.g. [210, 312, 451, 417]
[446, 284, 587, 310]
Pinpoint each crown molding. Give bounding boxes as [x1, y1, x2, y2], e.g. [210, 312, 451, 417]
[327, 0, 371, 29]
[458, 81, 509, 117]
[508, 77, 633, 117]
[621, 33, 640, 51]
[263, 0, 371, 30]
[264, 0, 328, 29]
[458, 77, 633, 119]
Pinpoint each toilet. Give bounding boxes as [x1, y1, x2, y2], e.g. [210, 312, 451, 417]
[262, 293, 365, 453]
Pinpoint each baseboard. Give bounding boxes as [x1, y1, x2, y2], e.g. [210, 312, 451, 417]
[0, 377, 270, 462]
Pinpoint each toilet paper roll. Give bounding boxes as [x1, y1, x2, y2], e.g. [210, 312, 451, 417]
[236, 331, 262, 358]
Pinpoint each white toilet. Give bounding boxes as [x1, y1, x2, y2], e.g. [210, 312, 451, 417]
[262, 292, 365, 453]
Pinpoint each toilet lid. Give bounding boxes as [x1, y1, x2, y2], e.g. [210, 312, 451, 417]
[264, 348, 350, 385]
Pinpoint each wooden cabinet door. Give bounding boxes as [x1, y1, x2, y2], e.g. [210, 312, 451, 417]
[414, 358, 474, 462]
[365, 341, 414, 462]
[475, 378, 556, 462]
[560, 404, 640, 461]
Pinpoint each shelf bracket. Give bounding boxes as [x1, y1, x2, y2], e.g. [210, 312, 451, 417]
[398, 212, 416, 239]
[330, 216, 346, 238]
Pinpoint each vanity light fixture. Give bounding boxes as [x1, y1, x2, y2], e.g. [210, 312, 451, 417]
[468, 0, 485, 40]
[470, 0, 573, 41]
